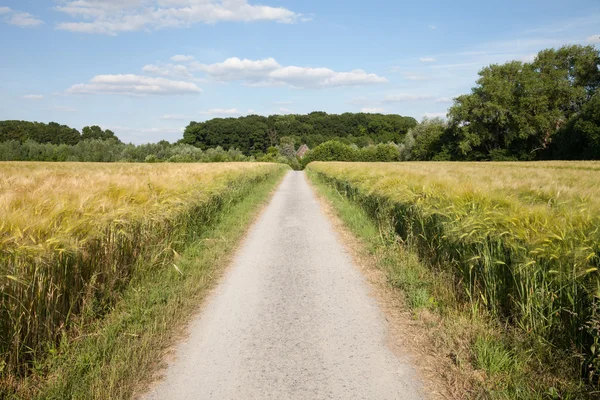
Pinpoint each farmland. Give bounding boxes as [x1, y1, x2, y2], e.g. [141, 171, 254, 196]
[0, 162, 287, 388]
[307, 161, 600, 393]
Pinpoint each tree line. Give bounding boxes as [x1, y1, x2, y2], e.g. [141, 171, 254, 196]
[181, 112, 417, 155]
[0, 122, 121, 145]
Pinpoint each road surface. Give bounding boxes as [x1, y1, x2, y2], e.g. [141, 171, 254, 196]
[143, 171, 424, 400]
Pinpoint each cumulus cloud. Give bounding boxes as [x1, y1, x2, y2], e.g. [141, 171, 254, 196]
[420, 57, 436, 63]
[142, 63, 193, 79]
[195, 57, 387, 88]
[384, 94, 434, 103]
[171, 55, 195, 62]
[55, 0, 302, 35]
[23, 94, 44, 100]
[0, 7, 11, 14]
[7, 12, 43, 27]
[67, 74, 202, 95]
[587, 34, 600, 44]
[361, 107, 385, 113]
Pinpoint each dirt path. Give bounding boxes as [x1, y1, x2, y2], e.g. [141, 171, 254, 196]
[142, 171, 425, 400]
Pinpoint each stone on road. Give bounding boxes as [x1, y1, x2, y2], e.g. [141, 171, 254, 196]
[143, 171, 425, 400]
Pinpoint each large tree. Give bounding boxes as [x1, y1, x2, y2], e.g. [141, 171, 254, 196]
[448, 45, 600, 160]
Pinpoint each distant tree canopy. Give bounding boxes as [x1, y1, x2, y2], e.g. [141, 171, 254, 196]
[0, 121, 81, 145]
[0, 121, 122, 145]
[181, 112, 417, 156]
[81, 125, 122, 143]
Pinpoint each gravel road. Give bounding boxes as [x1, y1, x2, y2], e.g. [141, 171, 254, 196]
[142, 171, 425, 400]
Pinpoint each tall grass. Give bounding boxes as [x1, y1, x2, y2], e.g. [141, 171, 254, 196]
[307, 161, 600, 382]
[0, 162, 286, 380]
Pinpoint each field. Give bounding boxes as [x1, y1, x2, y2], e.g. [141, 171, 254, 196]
[0, 162, 287, 384]
[307, 161, 600, 386]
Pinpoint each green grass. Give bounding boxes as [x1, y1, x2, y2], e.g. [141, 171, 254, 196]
[3, 167, 288, 399]
[306, 168, 595, 400]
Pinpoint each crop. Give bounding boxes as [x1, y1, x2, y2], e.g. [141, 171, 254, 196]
[307, 161, 600, 379]
[0, 162, 286, 378]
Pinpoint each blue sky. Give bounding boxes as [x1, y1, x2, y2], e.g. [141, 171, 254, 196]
[0, 0, 599, 144]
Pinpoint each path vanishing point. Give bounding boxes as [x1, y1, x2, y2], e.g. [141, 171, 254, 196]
[143, 171, 425, 400]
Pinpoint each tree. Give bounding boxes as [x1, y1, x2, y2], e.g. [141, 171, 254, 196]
[447, 45, 600, 160]
[81, 126, 122, 143]
[552, 90, 600, 159]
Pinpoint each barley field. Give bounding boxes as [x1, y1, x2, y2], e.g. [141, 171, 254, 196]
[307, 161, 600, 375]
[0, 162, 286, 378]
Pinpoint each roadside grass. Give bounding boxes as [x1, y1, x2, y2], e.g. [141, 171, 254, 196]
[307, 169, 593, 400]
[5, 167, 288, 399]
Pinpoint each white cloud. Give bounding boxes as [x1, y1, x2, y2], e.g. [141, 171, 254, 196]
[67, 74, 202, 95]
[428, 25, 436, 30]
[142, 63, 193, 79]
[420, 57, 436, 63]
[195, 57, 387, 88]
[8, 12, 43, 27]
[160, 114, 188, 120]
[361, 107, 385, 113]
[23, 94, 44, 100]
[199, 108, 244, 116]
[193, 57, 281, 81]
[171, 55, 195, 62]
[587, 34, 600, 44]
[435, 97, 454, 103]
[0, 7, 11, 14]
[384, 94, 434, 103]
[50, 106, 77, 112]
[55, 0, 302, 35]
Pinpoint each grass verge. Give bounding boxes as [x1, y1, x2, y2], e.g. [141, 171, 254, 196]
[307, 169, 595, 400]
[5, 167, 288, 400]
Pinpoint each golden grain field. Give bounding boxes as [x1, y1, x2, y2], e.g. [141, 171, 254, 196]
[307, 161, 600, 374]
[0, 162, 286, 377]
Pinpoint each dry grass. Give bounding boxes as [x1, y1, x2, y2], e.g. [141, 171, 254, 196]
[0, 162, 286, 381]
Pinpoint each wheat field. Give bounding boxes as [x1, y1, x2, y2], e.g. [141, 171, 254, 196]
[307, 161, 600, 375]
[0, 162, 286, 378]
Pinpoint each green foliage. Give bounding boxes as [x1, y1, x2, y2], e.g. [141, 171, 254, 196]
[300, 140, 400, 167]
[446, 45, 600, 160]
[399, 117, 447, 161]
[81, 125, 122, 143]
[0, 120, 82, 145]
[552, 90, 600, 159]
[0, 140, 260, 163]
[182, 112, 417, 155]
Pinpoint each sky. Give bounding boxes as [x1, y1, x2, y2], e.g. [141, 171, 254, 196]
[0, 0, 599, 144]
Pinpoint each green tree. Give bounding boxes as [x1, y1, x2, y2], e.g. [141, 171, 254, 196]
[81, 126, 122, 143]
